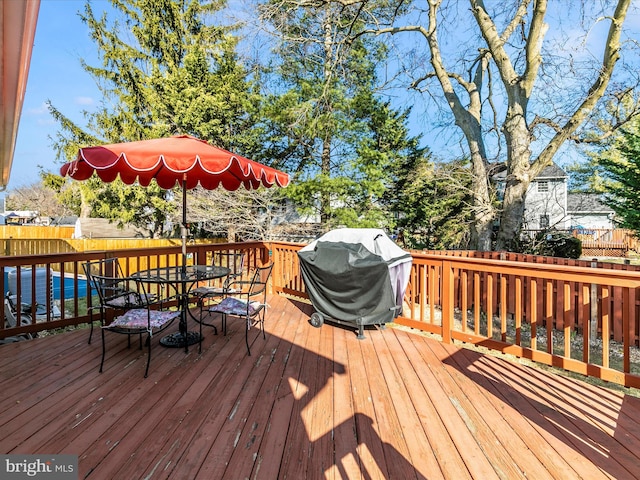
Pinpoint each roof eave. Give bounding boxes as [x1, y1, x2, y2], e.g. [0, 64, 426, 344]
[0, 0, 40, 190]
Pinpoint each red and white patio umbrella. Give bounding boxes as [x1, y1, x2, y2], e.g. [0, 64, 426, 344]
[60, 134, 290, 262]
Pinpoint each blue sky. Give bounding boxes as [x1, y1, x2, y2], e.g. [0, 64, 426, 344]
[10, 0, 108, 189]
[10, 0, 283, 190]
[9, 1, 640, 191]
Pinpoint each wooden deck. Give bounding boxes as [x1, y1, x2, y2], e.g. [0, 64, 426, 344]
[1, 294, 640, 479]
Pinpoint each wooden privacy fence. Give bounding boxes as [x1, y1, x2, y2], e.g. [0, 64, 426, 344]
[0, 237, 221, 256]
[575, 228, 639, 257]
[521, 228, 640, 257]
[0, 226, 74, 239]
[574, 228, 638, 257]
[573, 227, 638, 245]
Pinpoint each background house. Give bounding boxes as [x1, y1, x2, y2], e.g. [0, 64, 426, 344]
[567, 192, 616, 230]
[73, 218, 146, 239]
[495, 162, 615, 232]
[522, 163, 569, 230]
[0, 210, 47, 225]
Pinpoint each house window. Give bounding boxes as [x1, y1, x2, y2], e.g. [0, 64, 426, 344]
[540, 215, 550, 228]
[537, 180, 549, 192]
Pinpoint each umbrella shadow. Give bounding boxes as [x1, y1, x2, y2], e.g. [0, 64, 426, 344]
[277, 298, 426, 479]
[440, 345, 640, 479]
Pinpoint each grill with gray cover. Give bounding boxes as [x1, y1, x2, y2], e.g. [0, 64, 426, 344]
[298, 228, 412, 339]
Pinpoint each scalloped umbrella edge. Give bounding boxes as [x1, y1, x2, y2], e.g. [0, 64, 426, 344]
[60, 134, 290, 264]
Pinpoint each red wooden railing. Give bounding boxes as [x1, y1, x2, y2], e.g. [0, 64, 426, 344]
[272, 243, 640, 389]
[0, 242, 268, 338]
[1, 241, 639, 389]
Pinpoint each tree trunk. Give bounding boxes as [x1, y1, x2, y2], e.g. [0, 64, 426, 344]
[80, 193, 92, 218]
[496, 102, 534, 250]
[468, 147, 494, 251]
[320, 9, 333, 225]
[497, 178, 528, 251]
[320, 136, 331, 224]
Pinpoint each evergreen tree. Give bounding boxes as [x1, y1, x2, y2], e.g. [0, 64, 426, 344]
[598, 127, 640, 233]
[565, 93, 640, 196]
[389, 155, 474, 250]
[565, 159, 609, 195]
[49, 0, 262, 236]
[259, 1, 421, 231]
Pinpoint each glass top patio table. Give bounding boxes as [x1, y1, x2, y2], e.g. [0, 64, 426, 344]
[131, 265, 231, 349]
[132, 265, 231, 283]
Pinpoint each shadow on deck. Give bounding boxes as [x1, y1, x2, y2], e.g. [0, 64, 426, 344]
[0, 294, 639, 479]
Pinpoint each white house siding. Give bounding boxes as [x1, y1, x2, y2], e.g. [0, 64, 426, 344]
[495, 164, 615, 232]
[494, 163, 570, 230]
[523, 176, 569, 230]
[569, 213, 614, 230]
[566, 193, 615, 230]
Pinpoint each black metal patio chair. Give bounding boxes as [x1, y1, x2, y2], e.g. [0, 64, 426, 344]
[192, 251, 246, 306]
[94, 273, 180, 377]
[207, 263, 273, 356]
[191, 251, 246, 348]
[83, 258, 154, 344]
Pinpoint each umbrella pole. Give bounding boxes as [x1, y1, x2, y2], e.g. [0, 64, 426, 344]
[181, 178, 187, 268]
[181, 178, 188, 352]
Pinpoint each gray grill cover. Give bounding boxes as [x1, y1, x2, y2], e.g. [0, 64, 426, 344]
[298, 228, 412, 326]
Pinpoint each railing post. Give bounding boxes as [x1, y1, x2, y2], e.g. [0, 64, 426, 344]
[589, 258, 598, 363]
[441, 258, 454, 344]
[261, 242, 272, 266]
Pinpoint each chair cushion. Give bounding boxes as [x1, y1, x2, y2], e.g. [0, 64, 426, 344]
[192, 286, 237, 296]
[209, 296, 261, 316]
[105, 293, 154, 308]
[106, 309, 180, 330]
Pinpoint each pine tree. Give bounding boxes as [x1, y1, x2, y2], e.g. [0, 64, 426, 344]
[48, 0, 261, 237]
[599, 128, 640, 233]
[389, 155, 474, 250]
[260, 1, 422, 231]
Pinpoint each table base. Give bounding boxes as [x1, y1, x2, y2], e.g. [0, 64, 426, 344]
[160, 331, 201, 348]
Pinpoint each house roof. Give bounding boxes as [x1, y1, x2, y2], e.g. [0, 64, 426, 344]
[492, 162, 568, 181]
[0, 0, 40, 190]
[2, 210, 37, 219]
[50, 215, 78, 226]
[567, 193, 614, 213]
[535, 163, 568, 180]
[74, 218, 147, 239]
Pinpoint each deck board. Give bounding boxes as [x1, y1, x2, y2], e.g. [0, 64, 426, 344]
[1, 294, 639, 479]
[375, 326, 446, 479]
[446, 343, 572, 479]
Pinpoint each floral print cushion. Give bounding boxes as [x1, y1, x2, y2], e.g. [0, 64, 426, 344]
[106, 308, 180, 330]
[209, 296, 261, 316]
[104, 293, 142, 308]
[192, 286, 238, 296]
